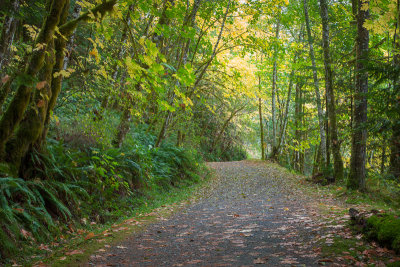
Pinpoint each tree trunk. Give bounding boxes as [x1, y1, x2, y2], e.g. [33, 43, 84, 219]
[389, 1, 400, 180]
[6, 39, 56, 173]
[155, 0, 209, 147]
[348, 0, 369, 191]
[0, 0, 67, 159]
[210, 106, 245, 153]
[381, 142, 386, 174]
[271, 15, 281, 152]
[0, 0, 20, 72]
[270, 68, 294, 160]
[112, 107, 131, 148]
[294, 81, 302, 171]
[189, 0, 231, 97]
[313, 143, 322, 176]
[303, 0, 327, 168]
[258, 75, 265, 160]
[319, 0, 344, 181]
[389, 115, 400, 180]
[152, 0, 175, 52]
[0, 77, 13, 112]
[63, 2, 82, 70]
[39, 0, 117, 146]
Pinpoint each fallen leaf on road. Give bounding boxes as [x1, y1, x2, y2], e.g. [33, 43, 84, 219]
[1, 75, 10, 84]
[85, 232, 95, 240]
[65, 249, 84, 255]
[318, 259, 333, 263]
[254, 257, 269, 264]
[38, 244, 51, 251]
[20, 229, 31, 239]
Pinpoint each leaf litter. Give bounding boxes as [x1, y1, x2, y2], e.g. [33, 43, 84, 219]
[82, 160, 400, 266]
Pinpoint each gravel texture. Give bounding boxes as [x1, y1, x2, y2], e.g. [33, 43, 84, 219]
[87, 160, 329, 266]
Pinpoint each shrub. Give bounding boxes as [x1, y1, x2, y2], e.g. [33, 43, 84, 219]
[0, 124, 204, 263]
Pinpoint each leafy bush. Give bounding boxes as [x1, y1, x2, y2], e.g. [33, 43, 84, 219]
[0, 127, 204, 262]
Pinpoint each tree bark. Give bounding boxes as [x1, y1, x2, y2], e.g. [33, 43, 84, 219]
[63, 2, 82, 70]
[112, 107, 132, 148]
[303, 0, 327, 168]
[348, 0, 369, 191]
[39, 0, 116, 146]
[0, 0, 20, 72]
[0, 0, 67, 159]
[270, 68, 294, 160]
[388, 0, 400, 180]
[0, 77, 13, 112]
[319, 0, 344, 181]
[6, 39, 56, 173]
[381, 141, 386, 174]
[258, 75, 265, 160]
[271, 15, 281, 152]
[294, 81, 302, 172]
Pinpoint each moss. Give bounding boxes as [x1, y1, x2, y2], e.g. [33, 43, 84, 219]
[320, 236, 367, 258]
[59, 0, 116, 36]
[377, 216, 400, 245]
[393, 235, 400, 253]
[365, 214, 400, 252]
[365, 215, 383, 240]
[0, 0, 67, 159]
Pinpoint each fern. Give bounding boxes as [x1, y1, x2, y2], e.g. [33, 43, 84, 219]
[0, 177, 88, 260]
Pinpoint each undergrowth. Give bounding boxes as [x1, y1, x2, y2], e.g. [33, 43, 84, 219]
[0, 127, 206, 264]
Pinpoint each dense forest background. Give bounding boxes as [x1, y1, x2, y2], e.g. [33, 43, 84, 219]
[0, 0, 399, 263]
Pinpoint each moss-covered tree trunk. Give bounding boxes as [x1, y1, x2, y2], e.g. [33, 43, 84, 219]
[5, 39, 56, 174]
[4, 0, 72, 173]
[0, 0, 67, 160]
[113, 107, 132, 148]
[39, 0, 117, 146]
[0, 0, 117, 174]
[0, 78, 13, 113]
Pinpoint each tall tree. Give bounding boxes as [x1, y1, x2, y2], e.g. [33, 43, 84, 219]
[0, 0, 20, 72]
[303, 0, 327, 169]
[348, 0, 369, 191]
[258, 74, 265, 160]
[389, 1, 400, 180]
[319, 0, 344, 181]
[270, 13, 281, 157]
